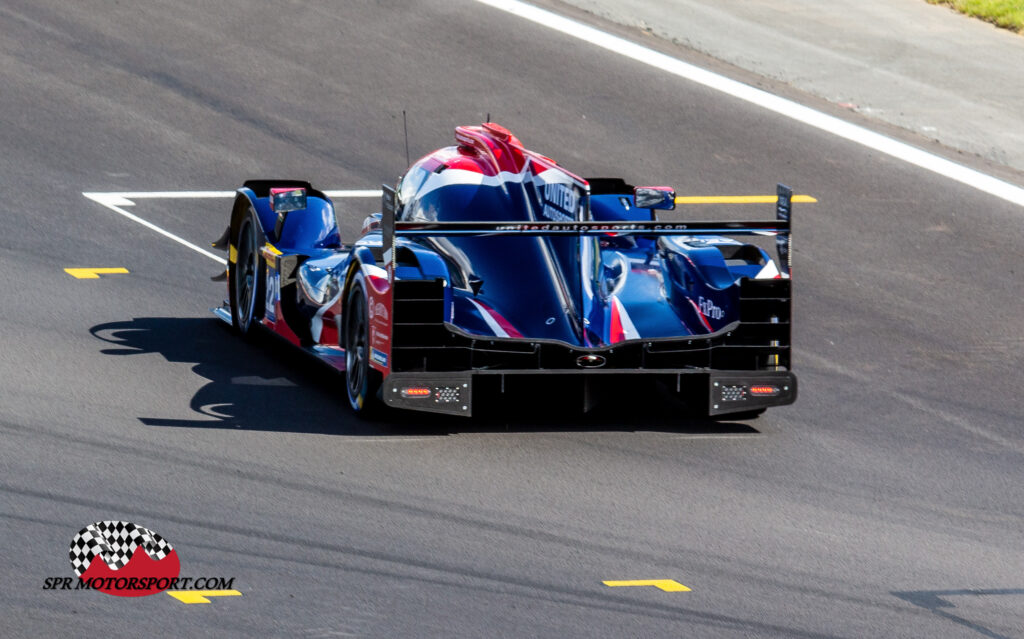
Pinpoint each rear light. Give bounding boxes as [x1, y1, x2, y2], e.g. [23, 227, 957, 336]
[710, 377, 795, 415]
[715, 382, 784, 403]
[387, 377, 471, 414]
[720, 384, 746, 401]
[400, 387, 431, 398]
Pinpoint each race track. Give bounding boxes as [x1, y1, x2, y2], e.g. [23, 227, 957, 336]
[2, 1, 1022, 636]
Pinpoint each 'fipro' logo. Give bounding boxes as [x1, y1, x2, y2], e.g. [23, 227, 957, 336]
[68, 521, 181, 597]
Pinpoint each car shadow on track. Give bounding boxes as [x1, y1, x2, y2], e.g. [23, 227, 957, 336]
[89, 317, 760, 437]
[892, 589, 1024, 639]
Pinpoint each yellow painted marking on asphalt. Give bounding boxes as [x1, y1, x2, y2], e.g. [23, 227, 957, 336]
[166, 589, 242, 604]
[603, 579, 691, 592]
[64, 267, 130, 279]
[674, 195, 817, 204]
[228, 244, 237, 264]
[263, 242, 282, 256]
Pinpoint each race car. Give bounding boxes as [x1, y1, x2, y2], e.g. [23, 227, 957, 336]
[212, 122, 797, 418]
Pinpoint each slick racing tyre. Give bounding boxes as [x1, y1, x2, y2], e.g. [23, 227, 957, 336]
[229, 209, 266, 336]
[344, 278, 381, 413]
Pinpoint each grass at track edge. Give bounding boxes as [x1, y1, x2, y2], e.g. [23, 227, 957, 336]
[926, 0, 1024, 33]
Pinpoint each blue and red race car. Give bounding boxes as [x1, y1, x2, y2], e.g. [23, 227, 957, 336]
[213, 123, 797, 418]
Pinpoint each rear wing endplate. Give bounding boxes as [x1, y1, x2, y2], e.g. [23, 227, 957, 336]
[776, 183, 792, 276]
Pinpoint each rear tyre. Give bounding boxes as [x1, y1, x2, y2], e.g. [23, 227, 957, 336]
[229, 210, 266, 336]
[344, 280, 381, 413]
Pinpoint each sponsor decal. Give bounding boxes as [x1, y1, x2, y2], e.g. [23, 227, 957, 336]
[576, 354, 606, 368]
[491, 222, 705, 232]
[43, 520, 237, 599]
[371, 348, 388, 367]
[697, 296, 725, 320]
[265, 269, 279, 323]
[674, 236, 741, 247]
[541, 206, 573, 222]
[541, 182, 578, 222]
[372, 328, 390, 342]
[369, 301, 388, 323]
[399, 220, 764, 235]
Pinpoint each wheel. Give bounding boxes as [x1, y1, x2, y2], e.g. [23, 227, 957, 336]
[229, 209, 265, 336]
[344, 279, 381, 413]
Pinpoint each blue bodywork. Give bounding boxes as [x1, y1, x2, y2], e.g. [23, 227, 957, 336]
[392, 178, 778, 347]
[228, 176, 778, 349]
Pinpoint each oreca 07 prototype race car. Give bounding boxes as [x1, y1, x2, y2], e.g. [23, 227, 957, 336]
[213, 123, 797, 418]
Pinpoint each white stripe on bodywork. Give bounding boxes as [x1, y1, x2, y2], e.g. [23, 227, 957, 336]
[311, 289, 342, 344]
[403, 162, 576, 215]
[469, 298, 509, 337]
[361, 263, 388, 280]
[313, 264, 387, 344]
[755, 260, 781, 279]
[611, 296, 641, 340]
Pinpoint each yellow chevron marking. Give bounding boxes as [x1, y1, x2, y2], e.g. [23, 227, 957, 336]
[603, 579, 691, 592]
[64, 267, 129, 279]
[166, 590, 242, 604]
[675, 195, 817, 204]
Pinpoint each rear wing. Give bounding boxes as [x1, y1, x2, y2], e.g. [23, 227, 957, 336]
[381, 183, 794, 269]
[378, 183, 797, 380]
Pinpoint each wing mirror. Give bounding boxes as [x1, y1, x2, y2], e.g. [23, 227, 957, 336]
[270, 187, 307, 214]
[633, 186, 676, 211]
[270, 187, 307, 238]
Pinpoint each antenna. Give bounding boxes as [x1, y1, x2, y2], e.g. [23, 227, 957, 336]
[486, 112, 490, 123]
[402, 110, 411, 168]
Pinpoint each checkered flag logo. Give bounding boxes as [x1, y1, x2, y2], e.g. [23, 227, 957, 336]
[69, 521, 174, 577]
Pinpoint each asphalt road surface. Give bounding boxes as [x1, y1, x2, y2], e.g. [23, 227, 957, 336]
[2, 1, 1022, 637]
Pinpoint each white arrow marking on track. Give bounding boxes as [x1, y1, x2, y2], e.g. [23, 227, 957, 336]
[82, 190, 383, 265]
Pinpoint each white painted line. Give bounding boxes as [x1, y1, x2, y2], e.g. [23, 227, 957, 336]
[471, 0, 1024, 208]
[338, 437, 441, 443]
[82, 189, 384, 266]
[92, 189, 382, 199]
[325, 190, 382, 198]
[668, 434, 759, 440]
[84, 192, 227, 264]
[104, 191, 235, 199]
